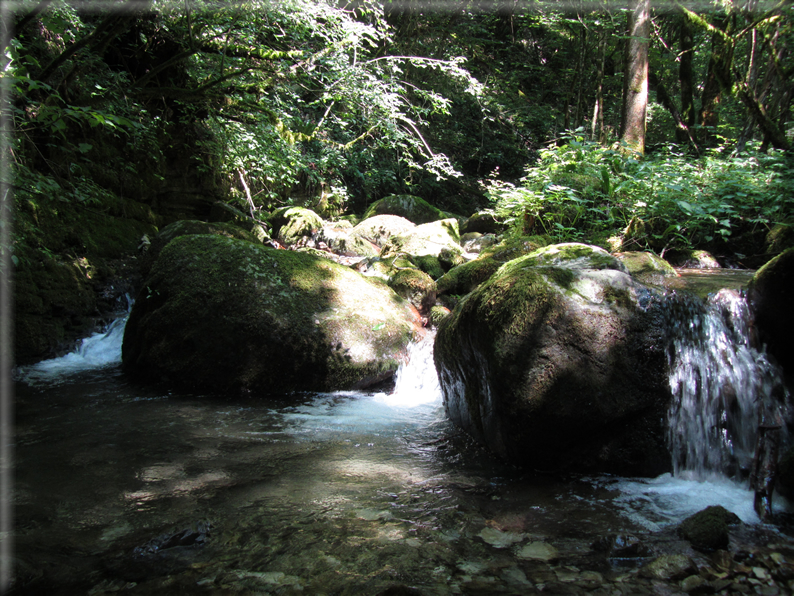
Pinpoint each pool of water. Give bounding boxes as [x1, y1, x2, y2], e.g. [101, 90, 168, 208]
[9, 328, 793, 595]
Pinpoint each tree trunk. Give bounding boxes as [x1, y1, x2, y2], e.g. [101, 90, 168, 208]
[678, 11, 696, 133]
[620, 0, 650, 155]
[591, 27, 606, 142]
[699, 13, 734, 147]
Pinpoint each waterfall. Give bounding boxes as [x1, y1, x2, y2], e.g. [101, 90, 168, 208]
[666, 288, 790, 480]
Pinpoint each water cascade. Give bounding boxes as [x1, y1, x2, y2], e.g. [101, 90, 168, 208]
[665, 288, 791, 482]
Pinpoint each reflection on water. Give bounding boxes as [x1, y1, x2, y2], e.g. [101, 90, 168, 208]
[11, 326, 793, 594]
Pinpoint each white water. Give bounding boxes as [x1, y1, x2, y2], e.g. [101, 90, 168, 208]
[16, 315, 128, 386]
[279, 332, 444, 436]
[666, 289, 790, 479]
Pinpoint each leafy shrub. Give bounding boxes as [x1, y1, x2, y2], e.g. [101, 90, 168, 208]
[485, 130, 794, 254]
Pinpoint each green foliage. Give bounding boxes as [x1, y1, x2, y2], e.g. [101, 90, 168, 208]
[486, 130, 794, 253]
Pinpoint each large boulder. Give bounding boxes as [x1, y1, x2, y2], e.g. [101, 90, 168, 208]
[381, 219, 464, 276]
[614, 251, 678, 287]
[434, 243, 671, 476]
[362, 194, 456, 225]
[269, 206, 324, 246]
[123, 234, 422, 395]
[141, 219, 261, 277]
[351, 215, 416, 248]
[748, 248, 794, 378]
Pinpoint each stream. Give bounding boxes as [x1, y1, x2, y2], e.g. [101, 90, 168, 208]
[9, 270, 794, 595]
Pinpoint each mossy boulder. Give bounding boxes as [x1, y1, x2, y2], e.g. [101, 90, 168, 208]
[142, 219, 261, 277]
[677, 506, 740, 552]
[351, 215, 416, 248]
[14, 192, 158, 363]
[615, 251, 678, 286]
[363, 194, 456, 225]
[436, 257, 503, 296]
[388, 269, 437, 314]
[269, 206, 324, 246]
[381, 219, 464, 274]
[479, 235, 549, 262]
[316, 221, 379, 258]
[461, 210, 507, 235]
[521, 242, 628, 272]
[122, 234, 422, 395]
[434, 244, 671, 476]
[766, 223, 794, 255]
[748, 248, 794, 379]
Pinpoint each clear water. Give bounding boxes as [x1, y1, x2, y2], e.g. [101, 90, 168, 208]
[10, 313, 791, 594]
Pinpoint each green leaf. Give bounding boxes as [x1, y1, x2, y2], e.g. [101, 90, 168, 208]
[78, 143, 93, 154]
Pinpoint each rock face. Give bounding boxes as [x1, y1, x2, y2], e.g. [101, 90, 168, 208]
[362, 194, 456, 225]
[381, 219, 465, 276]
[123, 234, 422, 395]
[748, 248, 794, 379]
[434, 243, 672, 476]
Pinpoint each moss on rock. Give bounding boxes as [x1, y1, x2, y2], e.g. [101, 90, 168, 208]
[123, 234, 421, 395]
[436, 257, 503, 296]
[678, 506, 740, 552]
[269, 206, 324, 245]
[614, 251, 678, 286]
[388, 268, 437, 313]
[362, 194, 458, 225]
[433, 244, 671, 476]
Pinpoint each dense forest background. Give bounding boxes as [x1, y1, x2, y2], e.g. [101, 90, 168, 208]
[3, 0, 794, 360]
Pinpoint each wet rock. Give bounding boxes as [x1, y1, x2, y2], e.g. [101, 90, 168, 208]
[748, 247, 794, 380]
[592, 534, 653, 559]
[478, 526, 525, 548]
[678, 506, 741, 552]
[639, 554, 698, 580]
[376, 585, 424, 596]
[434, 242, 672, 476]
[123, 234, 421, 395]
[135, 521, 212, 555]
[516, 542, 559, 562]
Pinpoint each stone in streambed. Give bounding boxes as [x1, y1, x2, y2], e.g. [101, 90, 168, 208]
[123, 234, 421, 395]
[434, 243, 672, 476]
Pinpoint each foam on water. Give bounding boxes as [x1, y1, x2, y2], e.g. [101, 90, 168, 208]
[608, 474, 765, 530]
[17, 316, 127, 385]
[281, 332, 444, 436]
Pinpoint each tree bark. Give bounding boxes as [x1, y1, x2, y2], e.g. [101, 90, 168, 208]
[699, 13, 734, 146]
[620, 0, 650, 155]
[678, 11, 696, 132]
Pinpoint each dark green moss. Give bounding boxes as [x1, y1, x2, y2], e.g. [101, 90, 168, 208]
[677, 506, 740, 552]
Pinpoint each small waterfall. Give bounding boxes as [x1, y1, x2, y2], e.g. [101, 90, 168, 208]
[377, 331, 441, 408]
[17, 311, 129, 385]
[666, 288, 790, 480]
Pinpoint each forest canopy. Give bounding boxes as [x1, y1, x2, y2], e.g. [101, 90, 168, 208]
[2, 0, 793, 267]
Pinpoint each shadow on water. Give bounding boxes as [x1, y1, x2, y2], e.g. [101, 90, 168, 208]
[10, 300, 794, 595]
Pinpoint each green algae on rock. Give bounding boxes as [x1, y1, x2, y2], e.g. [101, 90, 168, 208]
[123, 234, 422, 395]
[434, 243, 671, 476]
[362, 194, 458, 225]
